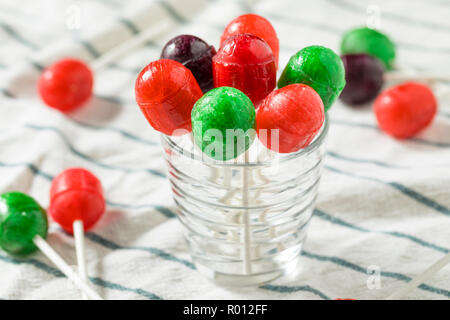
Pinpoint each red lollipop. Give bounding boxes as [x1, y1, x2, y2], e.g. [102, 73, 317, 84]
[49, 168, 105, 299]
[374, 82, 437, 139]
[213, 34, 276, 106]
[38, 58, 93, 113]
[135, 59, 203, 135]
[221, 14, 279, 68]
[50, 168, 105, 233]
[256, 84, 325, 153]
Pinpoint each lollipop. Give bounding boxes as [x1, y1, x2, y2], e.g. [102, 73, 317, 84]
[49, 168, 105, 299]
[339, 53, 385, 106]
[213, 34, 276, 106]
[191, 86, 255, 273]
[135, 59, 203, 135]
[340, 26, 396, 70]
[37, 22, 169, 113]
[374, 82, 437, 139]
[220, 14, 279, 68]
[278, 45, 346, 111]
[161, 34, 216, 93]
[256, 84, 325, 153]
[38, 59, 93, 112]
[0, 192, 102, 300]
[191, 86, 256, 161]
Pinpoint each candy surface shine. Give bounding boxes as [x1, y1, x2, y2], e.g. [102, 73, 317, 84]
[340, 53, 384, 106]
[278, 45, 345, 112]
[191, 87, 255, 161]
[161, 35, 216, 93]
[220, 13, 279, 68]
[374, 82, 437, 139]
[50, 168, 105, 233]
[135, 59, 203, 136]
[341, 27, 395, 70]
[0, 192, 48, 255]
[38, 58, 93, 113]
[213, 34, 276, 107]
[256, 84, 325, 153]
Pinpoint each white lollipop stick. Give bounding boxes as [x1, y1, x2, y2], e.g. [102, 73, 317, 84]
[242, 151, 252, 274]
[89, 20, 170, 72]
[386, 252, 450, 300]
[73, 220, 88, 300]
[33, 235, 103, 300]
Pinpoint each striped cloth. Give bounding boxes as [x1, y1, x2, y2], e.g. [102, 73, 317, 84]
[0, 0, 449, 300]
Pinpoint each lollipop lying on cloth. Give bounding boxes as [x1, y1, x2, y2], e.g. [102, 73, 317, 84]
[0, 192, 102, 300]
[49, 168, 105, 299]
[374, 82, 437, 139]
[135, 59, 203, 135]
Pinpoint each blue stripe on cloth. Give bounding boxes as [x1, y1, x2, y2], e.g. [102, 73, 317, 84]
[90, 277, 162, 299]
[119, 18, 140, 34]
[86, 232, 195, 269]
[0, 254, 162, 299]
[69, 119, 157, 146]
[327, 151, 408, 169]
[301, 250, 450, 298]
[0, 161, 54, 180]
[260, 284, 331, 300]
[0, 22, 40, 50]
[314, 209, 449, 254]
[78, 39, 101, 58]
[156, 0, 188, 23]
[105, 200, 176, 218]
[24, 124, 165, 178]
[332, 118, 450, 148]
[1, 88, 14, 98]
[325, 165, 450, 217]
[31, 61, 45, 71]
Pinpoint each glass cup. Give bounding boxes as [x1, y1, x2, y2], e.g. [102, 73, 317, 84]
[160, 115, 329, 286]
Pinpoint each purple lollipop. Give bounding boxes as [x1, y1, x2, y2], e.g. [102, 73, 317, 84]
[339, 53, 384, 106]
[161, 34, 216, 93]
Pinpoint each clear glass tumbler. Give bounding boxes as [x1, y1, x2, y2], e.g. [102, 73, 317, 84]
[161, 116, 329, 286]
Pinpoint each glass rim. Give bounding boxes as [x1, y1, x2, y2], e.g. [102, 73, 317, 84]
[162, 113, 329, 167]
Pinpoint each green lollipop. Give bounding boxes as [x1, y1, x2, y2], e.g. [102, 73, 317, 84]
[341, 27, 396, 70]
[0, 192, 48, 255]
[0, 191, 103, 299]
[277, 45, 346, 112]
[191, 87, 256, 161]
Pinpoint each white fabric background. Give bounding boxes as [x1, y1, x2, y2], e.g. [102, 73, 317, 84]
[0, 0, 449, 300]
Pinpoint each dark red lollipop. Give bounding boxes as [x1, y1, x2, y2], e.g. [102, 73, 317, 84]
[49, 168, 105, 233]
[135, 59, 203, 135]
[213, 34, 276, 107]
[161, 34, 216, 93]
[339, 53, 384, 106]
[38, 58, 93, 113]
[374, 82, 437, 139]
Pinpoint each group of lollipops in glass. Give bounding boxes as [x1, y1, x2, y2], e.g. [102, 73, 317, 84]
[1, 13, 448, 299]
